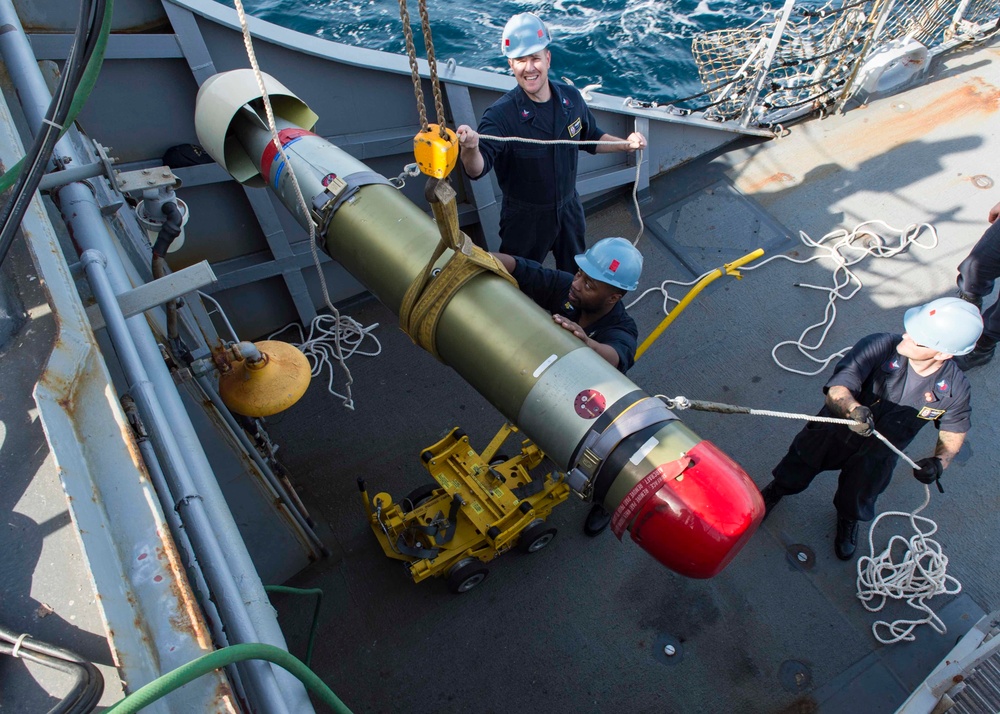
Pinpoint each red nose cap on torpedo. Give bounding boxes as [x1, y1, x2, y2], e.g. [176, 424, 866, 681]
[616, 440, 764, 578]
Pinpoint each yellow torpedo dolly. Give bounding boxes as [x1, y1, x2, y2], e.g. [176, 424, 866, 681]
[359, 424, 570, 593]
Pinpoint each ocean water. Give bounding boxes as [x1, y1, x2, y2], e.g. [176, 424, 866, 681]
[235, 0, 765, 101]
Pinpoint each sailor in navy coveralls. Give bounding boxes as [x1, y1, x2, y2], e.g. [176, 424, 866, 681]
[955, 197, 1000, 369]
[760, 299, 983, 560]
[457, 12, 646, 273]
[493, 237, 643, 534]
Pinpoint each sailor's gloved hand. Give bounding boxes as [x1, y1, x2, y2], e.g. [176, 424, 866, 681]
[847, 405, 874, 437]
[913, 456, 943, 485]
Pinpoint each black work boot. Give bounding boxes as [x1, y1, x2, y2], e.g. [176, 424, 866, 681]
[957, 290, 983, 309]
[954, 336, 997, 372]
[834, 516, 860, 560]
[584, 503, 612, 536]
[759, 481, 786, 521]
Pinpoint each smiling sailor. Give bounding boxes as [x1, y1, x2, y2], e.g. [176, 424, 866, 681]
[456, 12, 646, 273]
[759, 298, 983, 561]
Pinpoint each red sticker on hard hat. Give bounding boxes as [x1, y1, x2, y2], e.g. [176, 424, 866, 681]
[609, 259, 620, 272]
[610, 457, 692, 539]
[574, 389, 606, 419]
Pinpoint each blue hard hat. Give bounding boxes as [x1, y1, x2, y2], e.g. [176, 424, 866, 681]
[903, 297, 983, 356]
[574, 237, 643, 292]
[501, 13, 551, 58]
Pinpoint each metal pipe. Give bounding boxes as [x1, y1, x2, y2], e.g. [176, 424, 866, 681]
[81, 250, 292, 714]
[37, 162, 106, 190]
[740, 0, 798, 127]
[0, 12, 312, 711]
[132, 423, 251, 709]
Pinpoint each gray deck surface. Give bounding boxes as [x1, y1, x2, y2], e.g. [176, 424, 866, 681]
[265, 39, 1000, 714]
[2, 34, 999, 714]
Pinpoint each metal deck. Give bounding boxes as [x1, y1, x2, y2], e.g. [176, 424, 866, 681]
[262, 36, 1000, 713]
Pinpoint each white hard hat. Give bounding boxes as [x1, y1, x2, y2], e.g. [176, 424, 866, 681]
[903, 297, 984, 356]
[501, 13, 551, 58]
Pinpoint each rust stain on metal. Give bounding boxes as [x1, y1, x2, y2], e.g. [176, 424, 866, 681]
[745, 172, 796, 193]
[848, 77, 1000, 158]
[213, 678, 239, 713]
[154, 536, 213, 649]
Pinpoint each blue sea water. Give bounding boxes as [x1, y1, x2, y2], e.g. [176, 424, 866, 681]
[235, 0, 764, 101]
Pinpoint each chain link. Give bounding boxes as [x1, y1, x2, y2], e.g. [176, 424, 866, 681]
[396, 0, 428, 132]
[417, 0, 449, 138]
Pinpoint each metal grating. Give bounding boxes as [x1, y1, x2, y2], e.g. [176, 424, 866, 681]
[951, 650, 1000, 713]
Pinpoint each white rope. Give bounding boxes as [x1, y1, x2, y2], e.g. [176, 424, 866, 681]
[9, 633, 29, 659]
[856, 486, 960, 644]
[268, 315, 382, 405]
[478, 134, 645, 244]
[233, 0, 357, 409]
[629, 220, 939, 375]
[660, 395, 919, 468]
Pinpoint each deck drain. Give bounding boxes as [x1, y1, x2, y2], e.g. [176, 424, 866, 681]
[778, 659, 813, 693]
[786, 544, 815, 571]
[652, 634, 683, 665]
[972, 174, 994, 189]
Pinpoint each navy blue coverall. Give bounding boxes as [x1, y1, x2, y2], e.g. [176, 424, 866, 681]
[772, 333, 972, 521]
[511, 257, 638, 373]
[474, 81, 605, 273]
[958, 218, 1000, 344]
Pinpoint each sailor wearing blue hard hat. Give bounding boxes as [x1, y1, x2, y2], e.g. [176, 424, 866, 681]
[760, 297, 982, 561]
[493, 237, 643, 536]
[457, 14, 646, 273]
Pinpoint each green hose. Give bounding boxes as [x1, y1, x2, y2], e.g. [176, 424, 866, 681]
[0, 0, 114, 194]
[104, 642, 352, 714]
[264, 584, 323, 667]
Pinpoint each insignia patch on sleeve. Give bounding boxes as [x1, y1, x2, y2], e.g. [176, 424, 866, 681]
[917, 406, 946, 420]
[568, 118, 582, 137]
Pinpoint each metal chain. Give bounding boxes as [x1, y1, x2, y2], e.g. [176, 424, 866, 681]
[416, 0, 448, 138]
[396, 0, 428, 132]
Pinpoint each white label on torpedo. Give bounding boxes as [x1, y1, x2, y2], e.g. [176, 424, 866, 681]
[630, 437, 659, 465]
[532, 354, 558, 378]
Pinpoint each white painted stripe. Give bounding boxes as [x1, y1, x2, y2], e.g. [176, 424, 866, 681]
[629, 437, 659, 465]
[532, 354, 558, 379]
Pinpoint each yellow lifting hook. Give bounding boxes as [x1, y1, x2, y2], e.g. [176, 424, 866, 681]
[414, 123, 459, 179]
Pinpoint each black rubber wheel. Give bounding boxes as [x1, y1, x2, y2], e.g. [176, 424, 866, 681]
[420, 450, 434, 463]
[402, 483, 440, 511]
[488, 454, 510, 466]
[452, 428, 467, 441]
[518, 519, 557, 554]
[446, 559, 489, 594]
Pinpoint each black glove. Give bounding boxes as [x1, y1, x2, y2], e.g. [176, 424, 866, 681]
[847, 405, 874, 437]
[913, 456, 943, 486]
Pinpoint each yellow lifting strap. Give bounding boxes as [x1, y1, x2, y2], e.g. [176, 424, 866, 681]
[399, 179, 517, 360]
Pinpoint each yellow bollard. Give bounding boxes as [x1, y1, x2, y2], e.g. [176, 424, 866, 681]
[635, 248, 765, 361]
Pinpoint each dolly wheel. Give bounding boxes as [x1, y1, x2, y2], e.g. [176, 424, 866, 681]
[446, 559, 489, 594]
[403, 483, 440, 511]
[518, 519, 557, 554]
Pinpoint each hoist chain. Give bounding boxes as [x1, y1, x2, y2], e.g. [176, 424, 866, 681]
[396, 0, 428, 132]
[396, 0, 449, 138]
[416, 0, 449, 139]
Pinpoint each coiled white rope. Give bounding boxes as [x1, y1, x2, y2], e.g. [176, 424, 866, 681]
[268, 315, 383, 405]
[662, 394, 957, 644]
[234, 0, 360, 409]
[856, 486, 960, 644]
[477, 134, 645, 244]
[628, 219, 939, 375]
